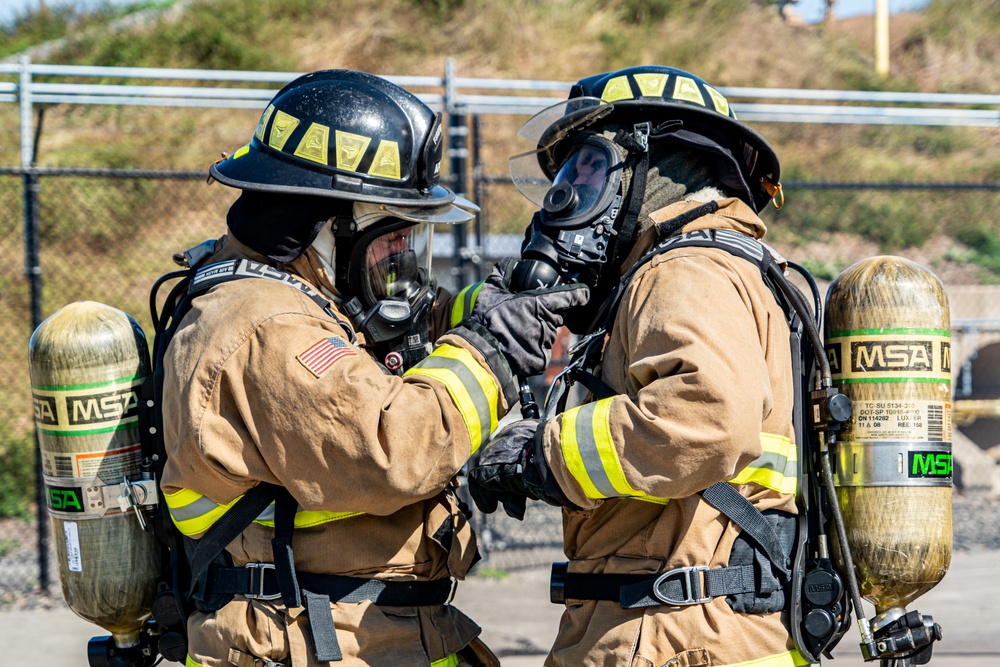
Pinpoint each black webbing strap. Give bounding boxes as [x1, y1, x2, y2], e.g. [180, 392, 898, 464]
[205, 567, 456, 606]
[553, 564, 757, 609]
[187, 483, 281, 597]
[271, 489, 302, 608]
[700, 482, 790, 575]
[305, 590, 342, 662]
[268, 486, 341, 662]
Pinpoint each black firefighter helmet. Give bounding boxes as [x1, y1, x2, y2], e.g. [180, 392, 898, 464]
[529, 64, 782, 214]
[211, 68, 451, 207]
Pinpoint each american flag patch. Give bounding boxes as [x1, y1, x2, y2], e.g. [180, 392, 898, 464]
[296, 337, 357, 377]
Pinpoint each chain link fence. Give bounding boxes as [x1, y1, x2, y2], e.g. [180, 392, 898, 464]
[2, 107, 1000, 605]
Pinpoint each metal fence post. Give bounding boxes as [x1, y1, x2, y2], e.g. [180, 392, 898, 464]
[445, 58, 470, 291]
[19, 55, 49, 595]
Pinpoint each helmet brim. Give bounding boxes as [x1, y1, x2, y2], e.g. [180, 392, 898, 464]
[354, 195, 479, 226]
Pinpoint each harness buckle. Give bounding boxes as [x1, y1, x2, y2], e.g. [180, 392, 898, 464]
[243, 563, 282, 600]
[652, 565, 711, 606]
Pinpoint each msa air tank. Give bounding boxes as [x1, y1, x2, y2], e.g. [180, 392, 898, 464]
[824, 257, 952, 615]
[29, 301, 161, 649]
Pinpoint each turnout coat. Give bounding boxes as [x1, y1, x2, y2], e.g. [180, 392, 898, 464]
[161, 234, 509, 667]
[540, 198, 807, 667]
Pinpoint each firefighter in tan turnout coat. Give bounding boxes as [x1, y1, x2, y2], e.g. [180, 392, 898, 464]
[469, 65, 809, 667]
[159, 69, 587, 667]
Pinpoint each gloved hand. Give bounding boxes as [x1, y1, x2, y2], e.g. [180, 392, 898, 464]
[467, 258, 589, 379]
[468, 419, 577, 520]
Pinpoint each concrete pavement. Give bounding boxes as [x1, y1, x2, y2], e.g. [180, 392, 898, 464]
[1, 549, 996, 666]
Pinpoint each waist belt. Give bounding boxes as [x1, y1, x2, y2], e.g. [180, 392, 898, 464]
[207, 563, 456, 607]
[550, 561, 759, 609]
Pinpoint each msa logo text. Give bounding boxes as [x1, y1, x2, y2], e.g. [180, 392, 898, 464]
[32, 394, 58, 425]
[67, 388, 139, 426]
[849, 341, 933, 373]
[908, 452, 952, 478]
[46, 485, 85, 512]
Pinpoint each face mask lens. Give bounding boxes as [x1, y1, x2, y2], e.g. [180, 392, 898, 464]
[553, 143, 612, 212]
[365, 223, 427, 301]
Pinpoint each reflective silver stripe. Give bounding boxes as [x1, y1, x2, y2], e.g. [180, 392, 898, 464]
[573, 401, 621, 498]
[715, 229, 765, 262]
[417, 355, 493, 442]
[167, 494, 222, 524]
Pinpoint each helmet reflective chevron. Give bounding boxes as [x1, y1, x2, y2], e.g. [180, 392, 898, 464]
[211, 69, 453, 208]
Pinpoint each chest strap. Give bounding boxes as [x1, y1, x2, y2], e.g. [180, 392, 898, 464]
[550, 561, 762, 609]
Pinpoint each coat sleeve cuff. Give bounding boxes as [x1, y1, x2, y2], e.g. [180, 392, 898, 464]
[442, 322, 518, 410]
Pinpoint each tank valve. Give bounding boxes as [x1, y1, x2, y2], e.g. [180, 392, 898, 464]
[861, 608, 942, 665]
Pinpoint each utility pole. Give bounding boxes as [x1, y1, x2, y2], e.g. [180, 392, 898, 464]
[875, 0, 890, 77]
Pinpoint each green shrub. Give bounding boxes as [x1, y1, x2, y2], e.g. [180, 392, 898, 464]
[0, 430, 37, 521]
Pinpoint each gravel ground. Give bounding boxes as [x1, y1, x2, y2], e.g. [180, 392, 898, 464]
[2, 491, 998, 611]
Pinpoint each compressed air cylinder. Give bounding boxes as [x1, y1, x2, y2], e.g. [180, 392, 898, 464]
[825, 257, 952, 613]
[28, 301, 161, 648]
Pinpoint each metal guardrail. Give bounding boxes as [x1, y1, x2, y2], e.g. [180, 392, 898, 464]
[1, 57, 998, 124]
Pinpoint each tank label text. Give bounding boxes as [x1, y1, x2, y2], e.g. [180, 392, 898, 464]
[63, 522, 82, 573]
[908, 451, 953, 479]
[847, 399, 951, 442]
[826, 330, 950, 384]
[31, 375, 145, 436]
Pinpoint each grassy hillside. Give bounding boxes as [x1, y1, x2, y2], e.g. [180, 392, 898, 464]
[1, 0, 998, 284]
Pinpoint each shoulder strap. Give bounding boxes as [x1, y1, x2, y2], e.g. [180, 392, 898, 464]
[189, 259, 355, 343]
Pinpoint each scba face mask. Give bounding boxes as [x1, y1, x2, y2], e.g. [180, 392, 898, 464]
[343, 217, 437, 372]
[509, 134, 626, 293]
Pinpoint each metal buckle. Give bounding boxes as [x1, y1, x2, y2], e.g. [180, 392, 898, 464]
[243, 563, 281, 600]
[652, 565, 711, 606]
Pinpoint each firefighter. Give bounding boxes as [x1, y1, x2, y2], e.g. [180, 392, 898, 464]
[159, 69, 587, 667]
[469, 65, 805, 667]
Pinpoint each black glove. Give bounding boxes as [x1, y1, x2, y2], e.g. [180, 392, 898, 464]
[467, 259, 589, 379]
[468, 419, 577, 520]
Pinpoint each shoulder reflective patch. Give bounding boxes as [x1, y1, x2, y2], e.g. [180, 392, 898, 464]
[254, 104, 275, 142]
[268, 110, 300, 151]
[601, 75, 634, 102]
[368, 140, 402, 179]
[294, 122, 330, 165]
[634, 72, 667, 98]
[704, 84, 731, 117]
[296, 337, 357, 377]
[672, 76, 706, 106]
[233, 144, 250, 160]
[335, 130, 372, 172]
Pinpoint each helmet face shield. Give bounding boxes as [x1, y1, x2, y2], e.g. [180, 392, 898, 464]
[359, 221, 431, 306]
[509, 97, 613, 206]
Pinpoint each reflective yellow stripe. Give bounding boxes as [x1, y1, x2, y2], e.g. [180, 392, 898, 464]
[731, 432, 798, 495]
[185, 655, 204, 667]
[405, 343, 499, 453]
[430, 654, 460, 667]
[450, 281, 484, 327]
[164, 488, 242, 537]
[165, 489, 363, 537]
[721, 648, 813, 667]
[560, 398, 670, 502]
[253, 508, 364, 529]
